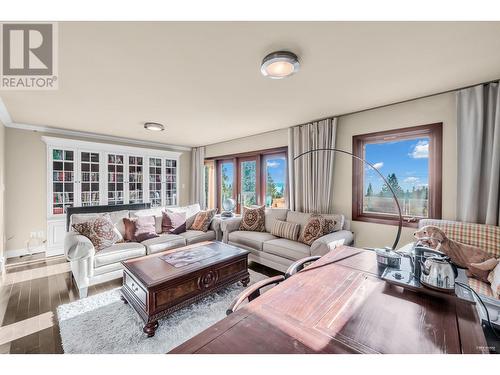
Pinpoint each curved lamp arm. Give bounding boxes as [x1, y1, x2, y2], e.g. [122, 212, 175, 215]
[293, 148, 403, 250]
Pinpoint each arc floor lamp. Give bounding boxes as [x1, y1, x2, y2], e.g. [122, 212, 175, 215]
[293, 148, 403, 250]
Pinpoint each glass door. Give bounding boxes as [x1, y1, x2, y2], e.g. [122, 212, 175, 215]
[51, 149, 75, 215]
[149, 157, 162, 207]
[107, 153, 125, 205]
[238, 156, 259, 211]
[218, 159, 236, 211]
[80, 151, 100, 206]
[165, 159, 177, 206]
[128, 156, 144, 204]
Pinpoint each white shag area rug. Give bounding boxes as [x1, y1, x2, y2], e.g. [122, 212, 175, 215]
[57, 270, 267, 354]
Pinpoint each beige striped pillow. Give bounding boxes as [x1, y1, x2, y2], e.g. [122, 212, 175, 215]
[271, 219, 300, 241]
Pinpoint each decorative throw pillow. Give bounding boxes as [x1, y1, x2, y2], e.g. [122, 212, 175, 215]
[239, 206, 266, 232]
[323, 218, 337, 236]
[162, 210, 187, 233]
[271, 219, 300, 241]
[189, 209, 217, 232]
[72, 214, 123, 251]
[134, 215, 159, 242]
[123, 218, 137, 242]
[299, 215, 327, 246]
[488, 262, 500, 299]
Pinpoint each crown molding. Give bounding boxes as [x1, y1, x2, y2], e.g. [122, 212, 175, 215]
[5, 121, 192, 151]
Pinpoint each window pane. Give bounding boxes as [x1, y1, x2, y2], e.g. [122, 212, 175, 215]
[220, 162, 234, 204]
[265, 156, 286, 208]
[240, 160, 257, 206]
[364, 137, 429, 218]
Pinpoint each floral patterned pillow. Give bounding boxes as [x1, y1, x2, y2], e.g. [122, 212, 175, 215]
[72, 214, 123, 251]
[239, 206, 266, 232]
[299, 214, 327, 246]
[189, 209, 217, 232]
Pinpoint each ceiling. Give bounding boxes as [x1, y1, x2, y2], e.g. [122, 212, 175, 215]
[2, 21, 500, 147]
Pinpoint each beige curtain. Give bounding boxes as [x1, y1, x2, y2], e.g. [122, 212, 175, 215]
[288, 118, 337, 213]
[190, 146, 206, 209]
[457, 83, 500, 225]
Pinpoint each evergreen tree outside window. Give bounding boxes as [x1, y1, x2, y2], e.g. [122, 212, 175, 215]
[353, 124, 442, 227]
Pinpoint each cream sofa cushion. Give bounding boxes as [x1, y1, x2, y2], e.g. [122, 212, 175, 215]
[94, 242, 146, 268]
[141, 233, 186, 255]
[167, 203, 202, 228]
[228, 231, 278, 251]
[264, 208, 289, 233]
[179, 230, 216, 245]
[263, 238, 311, 261]
[70, 210, 129, 237]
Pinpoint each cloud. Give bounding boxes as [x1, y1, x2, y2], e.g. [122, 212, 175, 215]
[372, 162, 384, 170]
[404, 176, 420, 184]
[267, 161, 281, 168]
[409, 140, 429, 159]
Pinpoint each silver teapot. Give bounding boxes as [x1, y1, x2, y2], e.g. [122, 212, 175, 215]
[420, 255, 457, 292]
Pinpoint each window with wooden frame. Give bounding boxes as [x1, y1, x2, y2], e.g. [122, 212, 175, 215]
[205, 147, 288, 213]
[352, 123, 442, 227]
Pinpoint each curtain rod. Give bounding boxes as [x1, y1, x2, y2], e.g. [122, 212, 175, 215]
[203, 77, 499, 148]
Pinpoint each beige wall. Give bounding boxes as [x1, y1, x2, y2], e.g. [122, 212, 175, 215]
[0, 121, 4, 259]
[205, 129, 288, 158]
[5, 128, 191, 252]
[205, 93, 457, 249]
[333, 93, 457, 248]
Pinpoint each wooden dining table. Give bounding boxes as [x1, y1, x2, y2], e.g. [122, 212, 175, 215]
[169, 246, 489, 354]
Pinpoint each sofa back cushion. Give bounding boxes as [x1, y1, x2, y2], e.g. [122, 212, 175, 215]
[131, 208, 163, 234]
[286, 211, 345, 237]
[70, 210, 129, 237]
[167, 204, 201, 229]
[264, 208, 289, 233]
[419, 219, 500, 258]
[270, 219, 300, 241]
[72, 214, 123, 251]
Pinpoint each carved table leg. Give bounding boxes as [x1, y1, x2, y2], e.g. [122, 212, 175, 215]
[241, 276, 250, 287]
[144, 321, 159, 337]
[120, 294, 128, 304]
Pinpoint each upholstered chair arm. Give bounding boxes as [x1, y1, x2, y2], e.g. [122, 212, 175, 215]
[285, 256, 322, 279]
[64, 231, 95, 261]
[221, 217, 243, 243]
[310, 230, 354, 257]
[209, 218, 223, 241]
[226, 275, 285, 315]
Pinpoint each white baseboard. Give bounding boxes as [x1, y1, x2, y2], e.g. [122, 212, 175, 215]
[5, 246, 47, 259]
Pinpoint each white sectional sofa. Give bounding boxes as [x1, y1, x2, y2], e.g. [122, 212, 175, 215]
[64, 203, 220, 298]
[221, 208, 354, 272]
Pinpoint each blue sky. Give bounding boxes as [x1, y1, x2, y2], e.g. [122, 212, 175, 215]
[266, 157, 286, 186]
[364, 137, 429, 193]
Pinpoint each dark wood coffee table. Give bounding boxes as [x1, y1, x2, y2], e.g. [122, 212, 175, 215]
[121, 241, 250, 337]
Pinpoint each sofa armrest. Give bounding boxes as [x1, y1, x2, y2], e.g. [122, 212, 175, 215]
[209, 218, 222, 241]
[64, 231, 95, 261]
[220, 217, 243, 243]
[310, 230, 354, 257]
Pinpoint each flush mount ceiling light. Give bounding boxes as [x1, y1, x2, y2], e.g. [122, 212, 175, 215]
[144, 122, 165, 132]
[260, 51, 300, 79]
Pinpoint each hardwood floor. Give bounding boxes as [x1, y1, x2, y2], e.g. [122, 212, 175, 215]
[0, 254, 121, 354]
[0, 253, 279, 354]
